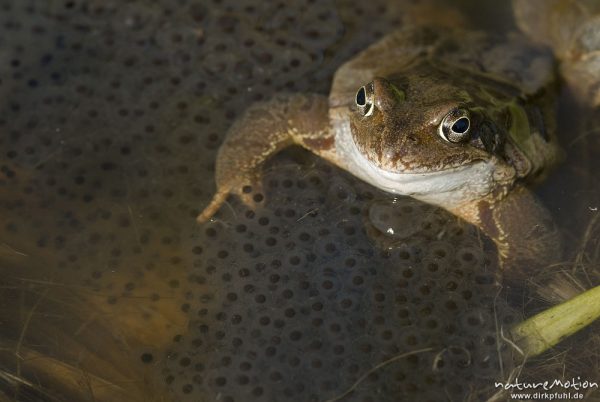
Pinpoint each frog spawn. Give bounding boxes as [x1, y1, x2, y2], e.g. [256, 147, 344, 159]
[163, 153, 515, 402]
[0, 0, 472, 400]
[0, 0, 597, 401]
[367, 198, 460, 242]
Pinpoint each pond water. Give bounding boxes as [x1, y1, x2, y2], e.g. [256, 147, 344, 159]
[0, 1, 598, 401]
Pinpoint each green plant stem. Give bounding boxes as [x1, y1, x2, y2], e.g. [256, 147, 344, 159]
[511, 285, 600, 356]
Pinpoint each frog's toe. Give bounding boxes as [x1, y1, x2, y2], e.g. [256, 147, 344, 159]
[196, 188, 231, 224]
[197, 178, 266, 224]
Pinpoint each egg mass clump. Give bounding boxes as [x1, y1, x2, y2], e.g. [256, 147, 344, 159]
[0, 0, 521, 401]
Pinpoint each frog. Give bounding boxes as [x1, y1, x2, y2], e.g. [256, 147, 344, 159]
[197, 0, 600, 272]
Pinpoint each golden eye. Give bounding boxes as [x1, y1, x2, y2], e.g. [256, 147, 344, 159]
[438, 108, 471, 143]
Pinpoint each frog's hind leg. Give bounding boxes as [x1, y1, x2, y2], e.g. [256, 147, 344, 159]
[513, 0, 600, 107]
[197, 93, 332, 224]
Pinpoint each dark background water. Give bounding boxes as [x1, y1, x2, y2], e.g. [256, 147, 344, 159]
[0, 0, 598, 401]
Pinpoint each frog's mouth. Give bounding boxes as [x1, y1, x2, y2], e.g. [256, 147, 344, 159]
[365, 159, 495, 205]
[347, 136, 497, 208]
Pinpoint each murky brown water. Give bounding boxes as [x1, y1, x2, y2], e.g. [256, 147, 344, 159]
[0, 1, 598, 401]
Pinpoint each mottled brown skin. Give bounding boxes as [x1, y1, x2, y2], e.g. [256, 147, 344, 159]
[197, 94, 334, 221]
[198, 3, 600, 273]
[348, 66, 512, 174]
[456, 187, 561, 272]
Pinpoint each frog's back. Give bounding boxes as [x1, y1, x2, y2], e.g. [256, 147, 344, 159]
[330, 26, 556, 108]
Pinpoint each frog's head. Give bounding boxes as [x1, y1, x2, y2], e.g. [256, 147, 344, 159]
[346, 63, 520, 208]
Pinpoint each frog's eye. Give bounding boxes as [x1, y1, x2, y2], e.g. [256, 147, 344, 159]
[438, 108, 471, 143]
[355, 82, 375, 117]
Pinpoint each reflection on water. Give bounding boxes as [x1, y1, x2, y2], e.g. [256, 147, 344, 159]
[0, 0, 598, 401]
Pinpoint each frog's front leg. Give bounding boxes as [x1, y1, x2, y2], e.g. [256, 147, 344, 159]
[197, 94, 334, 223]
[454, 185, 562, 275]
